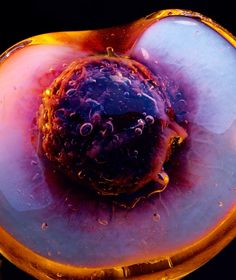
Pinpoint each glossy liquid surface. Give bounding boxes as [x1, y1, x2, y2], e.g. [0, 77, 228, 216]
[0, 10, 236, 280]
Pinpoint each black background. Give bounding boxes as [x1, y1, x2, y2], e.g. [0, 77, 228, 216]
[0, 0, 235, 279]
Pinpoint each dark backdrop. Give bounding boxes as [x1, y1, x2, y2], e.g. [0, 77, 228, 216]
[0, 0, 235, 279]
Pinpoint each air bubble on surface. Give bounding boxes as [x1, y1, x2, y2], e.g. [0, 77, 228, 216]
[79, 122, 93, 136]
[97, 218, 109, 226]
[145, 115, 155, 124]
[41, 222, 48, 230]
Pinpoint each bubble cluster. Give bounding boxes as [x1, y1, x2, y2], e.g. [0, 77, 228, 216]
[37, 55, 186, 195]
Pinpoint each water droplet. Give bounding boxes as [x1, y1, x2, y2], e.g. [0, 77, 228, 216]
[156, 171, 169, 186]
[80, 122, 93, 136]
[145, 115, 154, 125]
[124, 91, 130, 97]
[153, 213, 160, 222]
[41, 222, 48, 230]
[135, 127, 143, 135]
[97, 218, 108, 226]
[218, 201, 224, 207]
[56, 272, 63, 278]
[150, 172, 169, 194]
[106, 46, 115, 56]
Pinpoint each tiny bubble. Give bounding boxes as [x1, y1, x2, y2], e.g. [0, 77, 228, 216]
[113, 134, 120, 142]
[55, 108, 65, 118]
[145, 115, 154, 125]
[80, 122, 93, 136]
[218, 201, 224, 207]
[153, 213, 160, 222]
[68, 80, 76, 87]
[69, 111, 76, 118]
[176, 92, 182, 99]
[78, 170, 83, 178]
[135, 128, 143, 135]
[41, 222, 48, 230]
[66, 88, 76, 96]
[97, 218, 108, 226]
[176, 99, 187, 113]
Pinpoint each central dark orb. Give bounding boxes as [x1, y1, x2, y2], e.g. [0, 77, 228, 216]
[37, 51, 187, 196]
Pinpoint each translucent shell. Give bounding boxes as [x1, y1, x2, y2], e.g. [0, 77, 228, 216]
[0, 9, 236, 280]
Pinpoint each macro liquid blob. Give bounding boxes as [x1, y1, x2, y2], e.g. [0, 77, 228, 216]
[0, 9, 236, 280]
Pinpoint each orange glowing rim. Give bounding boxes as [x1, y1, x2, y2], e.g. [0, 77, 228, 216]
[0, 207, 236, 279]
[0, 9, 236, 280]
